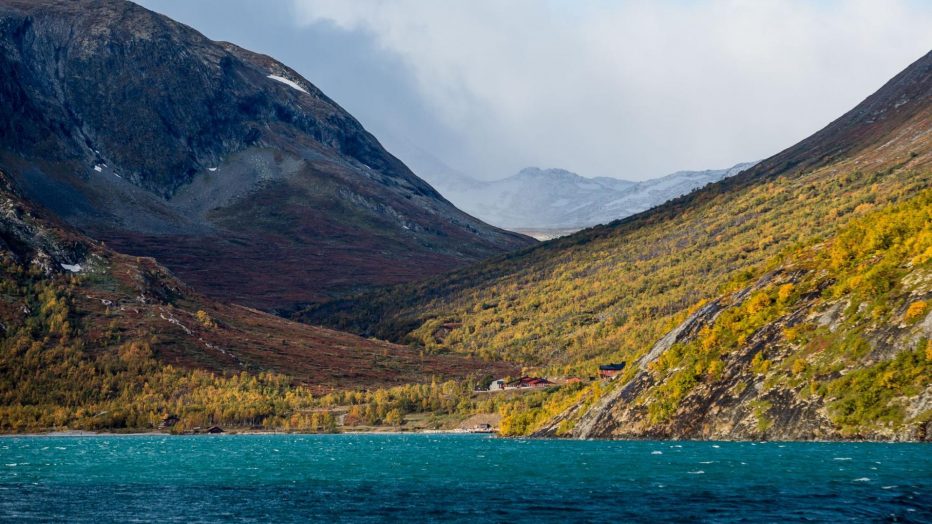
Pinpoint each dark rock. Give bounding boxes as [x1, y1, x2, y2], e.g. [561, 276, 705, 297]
[0, 0, 534, 310]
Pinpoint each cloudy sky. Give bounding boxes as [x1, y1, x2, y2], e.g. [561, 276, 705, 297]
[138, 0, 932, 182]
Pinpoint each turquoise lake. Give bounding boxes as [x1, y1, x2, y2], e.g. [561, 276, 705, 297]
[0, 434, 929, 522]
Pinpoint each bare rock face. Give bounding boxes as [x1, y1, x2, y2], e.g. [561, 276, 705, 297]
[638, 298, 726, 370]
[0, 171, 88, 274]
[0, 0, 533, 310]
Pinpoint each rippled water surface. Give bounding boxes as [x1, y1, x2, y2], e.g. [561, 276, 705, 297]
[1, 434, 929, 522]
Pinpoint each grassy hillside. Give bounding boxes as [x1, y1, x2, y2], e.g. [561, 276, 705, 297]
[299, 52, 932, 438]
[533, 189, 931, 439]
[304, 119, 930, 373]
[0, 170, 514, 432]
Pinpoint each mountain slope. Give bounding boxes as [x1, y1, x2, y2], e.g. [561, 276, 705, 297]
[536, 192, 931, 440]
[428, 163, 754, 231]
[302, 51, 932, 439]
[0, 165, 515, 431]
[0, 0, 532, 311]
[0, 168, 509, 389]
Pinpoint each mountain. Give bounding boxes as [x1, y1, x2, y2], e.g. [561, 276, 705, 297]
[536, 192, 932, 440]
[0, 165, 514, 431]
[426, 163, 755, 233]
[0, 0, 532, 311]
[302, 51, 932, 440]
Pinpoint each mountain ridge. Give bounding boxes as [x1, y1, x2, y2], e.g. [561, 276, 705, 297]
[0, 0, 533, 311]
[425, 162, 755, 231]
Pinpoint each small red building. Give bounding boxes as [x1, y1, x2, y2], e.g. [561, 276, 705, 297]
[507, 376, 554, 388]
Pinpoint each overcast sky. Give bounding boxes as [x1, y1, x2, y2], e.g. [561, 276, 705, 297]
[138, 0, 932, 182]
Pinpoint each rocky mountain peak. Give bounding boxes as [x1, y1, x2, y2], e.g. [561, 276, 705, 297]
[0, 0, 534, 310]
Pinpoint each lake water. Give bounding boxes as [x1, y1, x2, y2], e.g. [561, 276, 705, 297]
[0, 434, 929, 522]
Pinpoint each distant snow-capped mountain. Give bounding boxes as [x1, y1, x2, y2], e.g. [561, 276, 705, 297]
[425, 162, 756, 232]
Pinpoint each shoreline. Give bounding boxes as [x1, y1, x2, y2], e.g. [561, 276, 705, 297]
[1, 429, 928, 443]
[0, 428, 494, 438]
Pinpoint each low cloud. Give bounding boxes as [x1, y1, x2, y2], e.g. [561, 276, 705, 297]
[292, 0, 932, 180]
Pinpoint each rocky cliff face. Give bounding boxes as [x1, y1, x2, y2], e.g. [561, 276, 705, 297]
[0, 0, 533, 310]
[0, 167, 87, 277]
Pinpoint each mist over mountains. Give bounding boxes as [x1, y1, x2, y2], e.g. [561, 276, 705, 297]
[424, 162, 756, 233]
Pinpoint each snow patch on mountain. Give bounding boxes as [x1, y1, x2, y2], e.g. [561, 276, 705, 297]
[267, 74, 308, 94]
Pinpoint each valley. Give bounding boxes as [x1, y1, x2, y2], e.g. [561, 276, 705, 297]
[0, 0, 928, 442]
[303, 50, 932, 439]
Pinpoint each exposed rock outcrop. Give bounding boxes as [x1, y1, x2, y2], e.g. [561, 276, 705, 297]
[539, 262, 932, 441]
